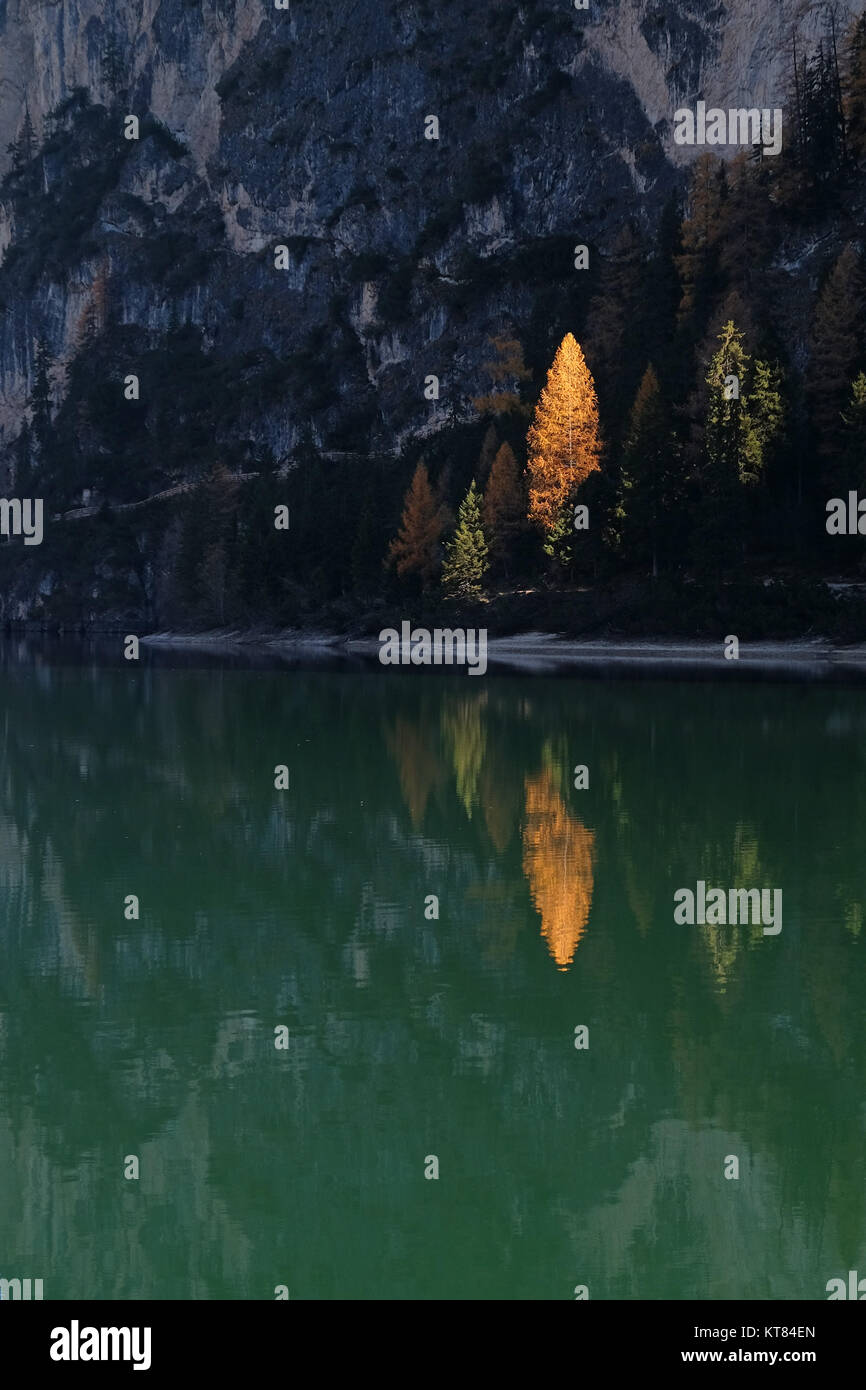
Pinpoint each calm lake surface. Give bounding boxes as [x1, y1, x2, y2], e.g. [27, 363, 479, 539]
[0, 644, 863, 1300]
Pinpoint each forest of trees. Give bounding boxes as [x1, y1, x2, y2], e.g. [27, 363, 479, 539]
[3, 12, 866, 638]
[379, 11, 866, 626]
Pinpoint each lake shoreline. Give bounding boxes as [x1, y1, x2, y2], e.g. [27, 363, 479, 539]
[137, 628, 866, 678]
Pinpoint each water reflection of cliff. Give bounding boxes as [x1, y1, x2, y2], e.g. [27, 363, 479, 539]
[1, 648, 865, 1297]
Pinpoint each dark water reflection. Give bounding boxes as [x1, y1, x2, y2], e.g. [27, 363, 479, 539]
[0, 646, 863, 1298]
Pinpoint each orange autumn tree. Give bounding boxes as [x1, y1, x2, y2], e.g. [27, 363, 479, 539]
[526, 333, 602, 541]
[387, 460, 448, 590]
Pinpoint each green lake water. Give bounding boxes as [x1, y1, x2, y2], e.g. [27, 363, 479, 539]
[0, 647, 863, 1299]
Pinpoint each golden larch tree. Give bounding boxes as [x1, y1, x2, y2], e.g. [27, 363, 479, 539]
[526, 333, 601, 535]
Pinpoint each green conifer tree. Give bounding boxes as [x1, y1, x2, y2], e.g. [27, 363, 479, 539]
[695, 322, 783, 571]
[705, 321, 781, 487]
[442, 479, 488, 598]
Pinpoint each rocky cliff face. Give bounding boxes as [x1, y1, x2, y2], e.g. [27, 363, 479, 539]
[2, 2, 858, 181]
[589, 0, 860, 155]
[0, 0, 856, 440]
[0, 0, 861, 623]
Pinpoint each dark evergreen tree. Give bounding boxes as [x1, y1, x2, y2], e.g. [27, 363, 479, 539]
[783, 24, 848, 205]
[351, 498, 384, 596]
[808, 244, 866, 471]
[618, 365, 678, 578]
[102, 35, 127, 102]
[6, 112, 34, 174]
[644, 193, 683, 394]
[476, 423, 499, 489]
[676, 155, 726, 339]
[844, 14, 866, 162]
[584, 221, 646, 431]
[716, 153, 773, 306]
[28, 339, 53, 458]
